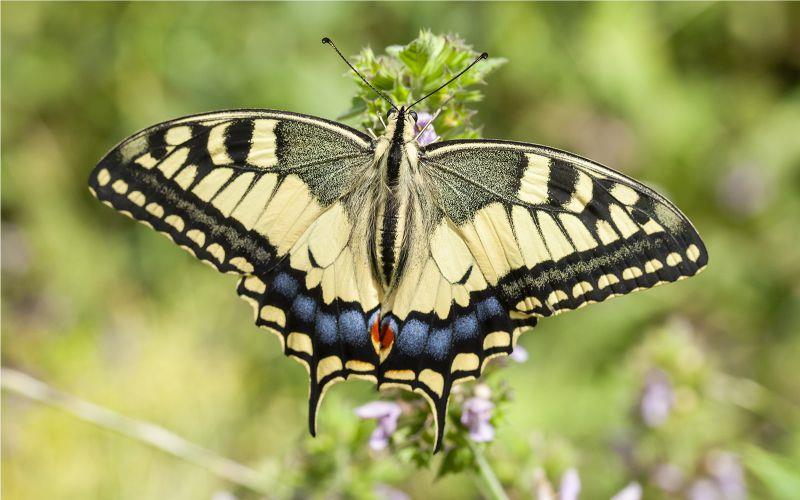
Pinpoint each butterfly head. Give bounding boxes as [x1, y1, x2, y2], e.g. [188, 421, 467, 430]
[384, 106, 418, 144]
[387, 106, 418, 126]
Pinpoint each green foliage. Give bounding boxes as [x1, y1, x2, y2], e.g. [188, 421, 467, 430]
[4, 4, 800, 500]
[340, 30, 506, 139]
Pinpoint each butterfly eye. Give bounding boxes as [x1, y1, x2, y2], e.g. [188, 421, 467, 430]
[387, 108, 397, 117]
[410, 111, 418, 121]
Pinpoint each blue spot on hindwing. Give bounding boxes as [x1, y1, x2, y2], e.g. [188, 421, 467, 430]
[339, 310, 367, 348]
[427, 327, 452, 361]
[315, 311, 338, 346]
[476, 296, 504, 322]
[398, 319, 427, 356]
[291, 295, 316, 323]
[453, 313, 479, 341]
[272, 273, 299, 298]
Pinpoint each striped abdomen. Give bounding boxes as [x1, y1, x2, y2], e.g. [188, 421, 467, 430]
[375, 191, 409, 289]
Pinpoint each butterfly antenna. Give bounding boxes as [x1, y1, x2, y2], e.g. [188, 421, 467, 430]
[409, 51, 488, 109]
[322, 37, 398, 111]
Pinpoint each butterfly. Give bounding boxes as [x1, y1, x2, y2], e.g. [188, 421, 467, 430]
[88, 38, 707, 452]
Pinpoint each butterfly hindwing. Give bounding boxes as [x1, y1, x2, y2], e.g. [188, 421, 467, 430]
[420, 140, 708, 319]
[89, 109, 374, 275]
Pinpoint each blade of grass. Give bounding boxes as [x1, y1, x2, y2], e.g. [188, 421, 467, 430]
[1, 367, 274, 496]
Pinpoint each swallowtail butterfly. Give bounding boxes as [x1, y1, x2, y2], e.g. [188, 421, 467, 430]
[89, 38, 707, 452]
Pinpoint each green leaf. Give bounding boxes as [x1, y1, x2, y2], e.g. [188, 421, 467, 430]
[342, 30, 506, 140]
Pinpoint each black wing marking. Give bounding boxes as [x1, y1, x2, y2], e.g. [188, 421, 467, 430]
[419, 139, 708, 319]
[89, 109, 373, 276]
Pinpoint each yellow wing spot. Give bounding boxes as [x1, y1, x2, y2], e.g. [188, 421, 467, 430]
[418, 369, 444, 397]
[304, 268, 324, 290]
[609, 204, 639, 238]
[212, 172, 255, 216]
[686, 244, 701, 262]
[208, 122, 233, 165]
[255, 175, 323, 255]
[596, 220, 619, 245]
[229, 257, 254, 273]
[157, 148, 190, 178]
[539, 212, 574, 261]
[186, 229, 206, 247]
[135, 153, 160, 169]
[666, 252, 683, 266]
[173, 164, 197, 190]
[518, 154, 551, 204]
[516, 297, 543, 312]
[206, 243, 225, 262]
[145, 202, 164, 218]
[97, 168, 111, 186]
[242, 276, 266, 294]
[453, 285, 470, 307]
[622, 267, 643, 280]
[307, 204, 351, 267]
[112, 179, 128, 194]
[644, 259, 663, 273]
[164, 215, 185, 232]
[385, 369, 415, 381]
[641, 218, 664, 235]
[572, 281, 594, 298]
[287, 332, 313, 355]
[483, 331, 510, 350]
[563, 170, 594, 212]
[165, 125, 192, 145]
[345, 360, 374, 372]
[511, 206, 550, 268]
[127, 191, 146, 206]
[247, 119, 279, 168]
[259, 305, 286, 327]
[230, 173, 279, 229]
[510, 310, 535, 320]
[451, 353, 480, 373]
[430, 219, 475, 283]
[192, 168, 234, 202]
[546, 290, 568, 307]
[316, 356, 343, 381]
[598, 274, 620, 289]
[559, 214, 598, 251]
[609, 183, 640, 205]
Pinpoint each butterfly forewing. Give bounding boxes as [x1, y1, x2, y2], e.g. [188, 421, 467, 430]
[419, 139, 708, 319]
[89, 109, 374, 275]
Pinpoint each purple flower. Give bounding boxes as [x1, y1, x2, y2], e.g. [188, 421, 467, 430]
[414, 111, 439, 146]
[509, 345, 529, 363]
[355, 401, 402, 451]
[461, 396, 495, 442]
[611, 482, 642, 500]
[558, 468, 581, 500]
[706, 451, 747, 500]
[639, 369, 674, 427]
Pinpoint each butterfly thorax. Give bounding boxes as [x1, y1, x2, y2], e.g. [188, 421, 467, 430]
[371, 109, 419, 291]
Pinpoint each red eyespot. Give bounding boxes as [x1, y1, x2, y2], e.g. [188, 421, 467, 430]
[380, 325, 394, 349]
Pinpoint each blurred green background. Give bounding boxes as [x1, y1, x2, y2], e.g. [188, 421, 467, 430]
[3, 2, 800, 499]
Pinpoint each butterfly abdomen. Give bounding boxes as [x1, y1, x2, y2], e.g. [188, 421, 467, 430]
[374, 191, 412, 289]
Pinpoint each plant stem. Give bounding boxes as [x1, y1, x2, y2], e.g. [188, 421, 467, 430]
[467, 439, 510, 500]
[1, 368, 273, 496]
